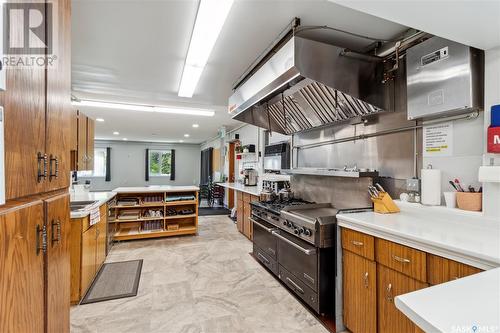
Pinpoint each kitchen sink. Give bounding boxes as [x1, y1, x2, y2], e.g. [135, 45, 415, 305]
[70, 200, 98, 212]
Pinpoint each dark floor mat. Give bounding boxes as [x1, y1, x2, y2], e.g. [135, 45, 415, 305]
[199, 207, 231, 216]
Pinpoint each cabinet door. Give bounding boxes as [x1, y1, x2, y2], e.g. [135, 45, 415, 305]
[236, 199, 244, 233]
[45, 193, 71, 333]
[377, 265, 428, 333]
[343, 251, 377, 333]
[427, 254, 482, 285]
[81, 226, 97, 295]
[77, 112, 87, 170]
[1, 22, 46, 199]
[243, 201, 252, 239]
[45, 0, 71, 192]
[95, 204, 107, 268]
[86, 117, 95, 170]
[0, 201, 45, 333]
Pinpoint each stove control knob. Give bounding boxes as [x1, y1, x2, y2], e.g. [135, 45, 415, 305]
[293, 228, 299, 235]
[282, 220, 287, 226]
[298, 227, 304, 235]
[286, 221, 293, 228]
[304, 229, 312, 237]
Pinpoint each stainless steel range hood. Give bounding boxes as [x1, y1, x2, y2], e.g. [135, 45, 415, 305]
[228, 36, 386, 135]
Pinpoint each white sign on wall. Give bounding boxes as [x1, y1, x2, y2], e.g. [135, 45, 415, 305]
[423, 122, 454, 157]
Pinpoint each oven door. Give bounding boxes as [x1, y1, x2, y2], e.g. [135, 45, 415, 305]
[273, 229, 318, 291]
[251, 215, 278, 260]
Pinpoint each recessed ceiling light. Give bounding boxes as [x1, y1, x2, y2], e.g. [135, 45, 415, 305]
[122, 138, 128, 141]
[71, 100, 215, 117]
[113, 131, 120, 135]
[184, 134, 190, 138]
[178, 0, 234, 98]
[192, 124, 199, 128]
[96, 118, 105, 122]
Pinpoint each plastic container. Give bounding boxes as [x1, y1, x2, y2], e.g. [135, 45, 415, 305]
[456, 192, 482, 212]
[443, 192, 457, 208]
[492, 104, 500, 127]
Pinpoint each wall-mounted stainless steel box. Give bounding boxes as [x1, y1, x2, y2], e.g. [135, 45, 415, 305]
[406, 37, 483, 120]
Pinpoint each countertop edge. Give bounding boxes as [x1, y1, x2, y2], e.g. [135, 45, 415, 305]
[70, 192, 117, 219]
[216, 182, 261, 196]
[337, 216, 498, 270]
[394, 295, 439, 333]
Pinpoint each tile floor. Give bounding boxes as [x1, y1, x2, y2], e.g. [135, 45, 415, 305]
[71, 216, 330, 333]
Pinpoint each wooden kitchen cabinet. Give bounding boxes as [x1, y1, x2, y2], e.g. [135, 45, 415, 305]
[70, 204, 108, 303]
[45, 193, 71, 333]
[0, 200, 45, 333]
[243, 200, 252, 239]
[237, 198, 244, 233]
[377, 265, 428, 333]
[76, 112, 95, 171]
[343, 250, 377, 333]
[235, 190, 258, 240]
[427, 254, 482, 285]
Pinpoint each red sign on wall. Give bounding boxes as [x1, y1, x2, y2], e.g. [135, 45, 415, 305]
[488, 126, 500, 153]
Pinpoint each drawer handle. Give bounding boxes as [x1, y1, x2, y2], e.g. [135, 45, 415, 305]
[392, 255, 411, 264]
[51, 219, 61, 245]
[351, 240, 364, 247]
[272, 230, 316, 255]
[363, 272, 369, 288]
[386, 283, 393, 302]
[251, 217, 276, 233]
[257, 253, 270, 265]
[267, 247, 276, 255]
[286, 277, 304, 294]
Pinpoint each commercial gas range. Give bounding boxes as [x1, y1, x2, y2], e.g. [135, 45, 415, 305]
[251, 198, 369, 316]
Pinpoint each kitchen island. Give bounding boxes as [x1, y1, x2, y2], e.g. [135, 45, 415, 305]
[111, 186, 200, 241]
[337, 201, 500, 333]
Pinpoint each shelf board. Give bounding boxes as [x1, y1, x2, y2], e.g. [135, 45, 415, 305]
[165, 200, 197, 206]
[112, 216, 165, 223]
[111, 202, 165, 209]
[165, 214, 197, 220]
[113, 226, 197, 241]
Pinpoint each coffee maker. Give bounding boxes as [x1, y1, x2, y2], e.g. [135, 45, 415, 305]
[243, 169, 258, 186]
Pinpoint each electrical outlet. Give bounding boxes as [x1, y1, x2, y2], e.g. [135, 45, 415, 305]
[406, 178, 420, 192]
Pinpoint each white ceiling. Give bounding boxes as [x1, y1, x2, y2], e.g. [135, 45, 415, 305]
[331, 0, 500, 50]
[72, 0, 409, 143]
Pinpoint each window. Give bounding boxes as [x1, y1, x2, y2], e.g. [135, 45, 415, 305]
[149, 150, 171, 177]
[77, 148, 107, 177]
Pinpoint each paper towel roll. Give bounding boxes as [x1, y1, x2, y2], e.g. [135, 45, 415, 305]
[421, 168, 442, 206]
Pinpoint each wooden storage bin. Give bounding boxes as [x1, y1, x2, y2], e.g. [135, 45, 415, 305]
[456, 192, 482, 211]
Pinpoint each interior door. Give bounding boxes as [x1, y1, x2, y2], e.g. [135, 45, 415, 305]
[45, 193, 71, 333]
[81, 225, 97, 296]
[46, 0, 72, 192]
[343, 251, 377, 333]
[1, 11, 46, 199]
[0, 200, 45, 333]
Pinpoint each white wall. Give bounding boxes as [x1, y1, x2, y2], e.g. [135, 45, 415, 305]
[79, 140, 201, 191]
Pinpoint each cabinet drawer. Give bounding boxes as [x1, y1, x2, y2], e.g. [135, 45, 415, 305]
[342, 228, 375, 261]
[253, 244, 278, 276]
[427, 254, 482, 285]
[376, 238, 427, 282]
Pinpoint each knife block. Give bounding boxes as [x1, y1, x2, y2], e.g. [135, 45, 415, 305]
[371, 192, 400, 214]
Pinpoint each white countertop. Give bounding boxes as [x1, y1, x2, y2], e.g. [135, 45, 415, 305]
[217, 182, 261, 196]
[395, 268, 500, 333]
[112, 186, 200, 193]
[337, 201, 500, 332]
[70, 191, 116, 218]
[337, 201, 500, 269]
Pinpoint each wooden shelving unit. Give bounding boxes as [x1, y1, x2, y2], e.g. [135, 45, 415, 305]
[111, 190, 199, 241]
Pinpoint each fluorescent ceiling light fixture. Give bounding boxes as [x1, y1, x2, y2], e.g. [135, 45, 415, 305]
[178, 0, 234, 98]
[113, 131, 120, 135]
[122, 138, 128, 141]
[184, 134, 190, 138]
[192, 124, 199, 128]
[71, 100, 215, 117]
[179, 140, 184, 143]
[96, 118, 105, 122]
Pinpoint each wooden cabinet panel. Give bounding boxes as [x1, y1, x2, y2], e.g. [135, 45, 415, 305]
[342, 228, 375, 260]
[0, 201, 45, 333]
[45, 193, 71, 333]
[81, 226, 97, 295]
[377, 265, 428, 333]
[46, 0, 71, 192]
[343, 251, 377, 333]
[236, 190, 243, 201]
[427, 254, 482, 285]
[236, 199, 244, 233]
[96, 205, 107, 268]
[70, 109, 78, 151]
[70, 218, 83, 303]
[243, 201, 252, 240]
[376, 238, 427, 282]
[86, 117, 95, 170]
[243, 193, 251, 203]
[77, 111, 87, 170]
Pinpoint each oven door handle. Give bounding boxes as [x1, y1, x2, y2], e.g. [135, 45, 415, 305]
[250, 218, 276, 233]
[271, 231, 316, 255]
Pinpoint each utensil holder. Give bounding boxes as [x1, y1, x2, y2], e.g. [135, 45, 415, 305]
[372, 192, 400, 214]
[456, 192, 482, 212]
